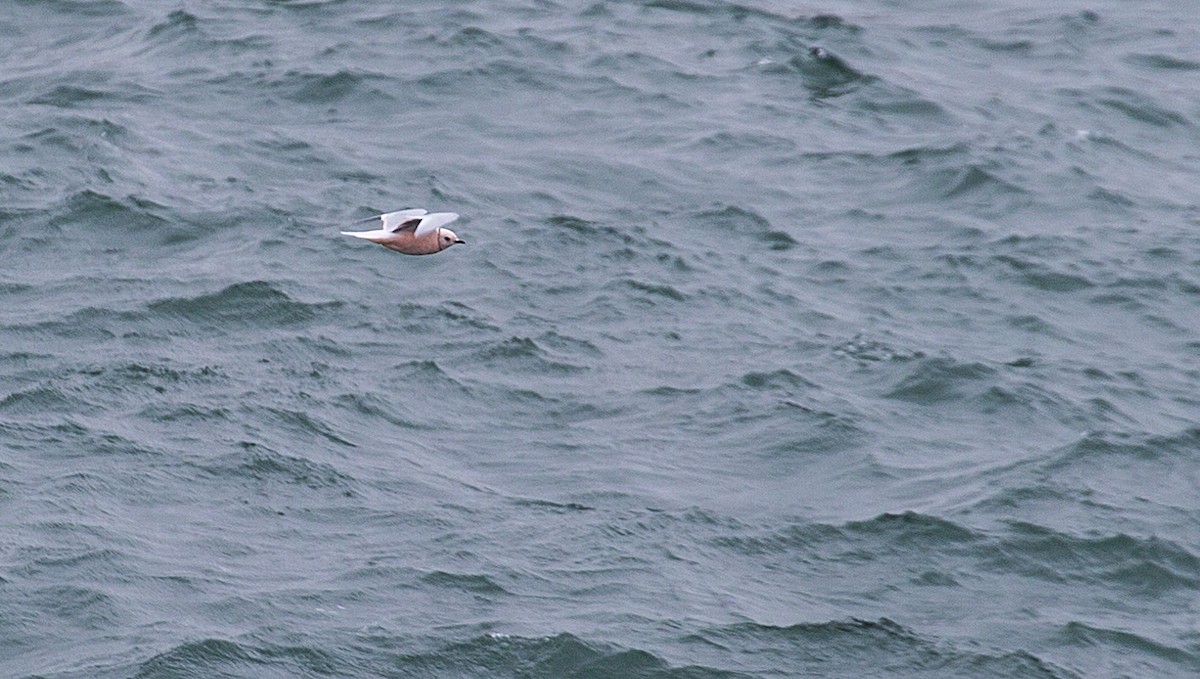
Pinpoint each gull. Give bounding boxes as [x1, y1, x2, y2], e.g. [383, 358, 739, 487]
[341, 209, 464, 255]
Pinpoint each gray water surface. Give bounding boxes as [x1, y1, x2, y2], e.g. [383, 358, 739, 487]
[2, 1, 1199, 677]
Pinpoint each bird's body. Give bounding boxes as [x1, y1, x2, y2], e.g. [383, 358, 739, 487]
[341, 209, 464, 255]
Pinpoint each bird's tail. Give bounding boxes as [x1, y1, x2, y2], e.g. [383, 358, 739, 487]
[340, 229, 387, 239]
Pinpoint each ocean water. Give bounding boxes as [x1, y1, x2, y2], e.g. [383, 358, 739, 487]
[2, 0, 1199, 677]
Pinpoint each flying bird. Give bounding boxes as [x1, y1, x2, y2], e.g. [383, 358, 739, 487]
[341, 209, 464, 255]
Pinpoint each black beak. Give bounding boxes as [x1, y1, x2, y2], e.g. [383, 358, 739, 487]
[455, 239, 466, 244]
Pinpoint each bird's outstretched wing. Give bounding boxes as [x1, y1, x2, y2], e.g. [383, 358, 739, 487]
[379, 209, 428, 232]
[412, 212, 459, 237]
[341, 209, 458, 240]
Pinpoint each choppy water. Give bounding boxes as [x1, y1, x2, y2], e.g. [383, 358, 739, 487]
[2, 1, 1199, 677]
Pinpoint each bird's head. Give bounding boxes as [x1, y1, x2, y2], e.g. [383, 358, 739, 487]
[438, 228, 465, 250]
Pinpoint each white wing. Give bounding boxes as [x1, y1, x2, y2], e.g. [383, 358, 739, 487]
[413, 212, 459, 237]
[380, 208, 428, 232]
[341, 229, 387, 239]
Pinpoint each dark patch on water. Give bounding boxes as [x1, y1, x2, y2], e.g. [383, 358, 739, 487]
[147, 9, 199, 37]
[28, 584, 119, 630]
[781, 47, 872, 98]
[27, 85, 112, 108]
[391, 632, 739, 679]
[688, 619, 1072, 678]
[1055, 622, 1200, 671]
[420, 570, 510, 595]
[197, 441, 358, 492]
[148, 281, 332, 328]
[1123, 53, 1200, 71]
[883, 357, 997, 404]
[57, 190, 169, 232]
[280, 70, 373, 104]
[621, 278, 689, 302]
[472, 336, 587, 374]
[740, 368, 818, 391]
[1093, 87, 1191, 128]
[133, 638, 342, 679]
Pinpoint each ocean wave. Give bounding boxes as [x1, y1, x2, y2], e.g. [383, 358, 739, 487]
[471, 336, 588, 375]
[13, 541, 131, 580]
[0, 384, 86, 417]
[133, 638, 341, 679]
[144, 9, 198, 42]
[255, 406, 358, 448]
[990, 255, 1096, 292]
[690, 204, 797, 251]
[739, 368, 819, 391]
[137, 9, 277, 61]
[330, 392, 426, 430]
[1092, 86, 1192, 129]
[689, 130, 799, 154]
[1056, 621, 1200, 671]
[1124, 53, 1200, 72]
[384, 359, 471, 396]
[20, 75, 158, 111]
[546, 214, 641, 246]
[13, 0, 130, 17]
[534, 330, 604, 358]
[842, 511, 981, 544]
[349, 301, 499, 338]
[25, 583, 120, 631]
[982, 521, 1200, 590]
[192, 441, 358, 492]
[278, 70, 383, 104]
[631, 362, 871, 460]
[685, 618, 1073, 678]
[616, 278, 689, 302]
[116, 632, 757, 679]
[0, 359, 229, 435]
[54, 189, 168, 232]
[415, 60, 559, 94]
[644, 0, 862, 37]
[799, 143, 1030, 214]
[27, 85, 110, 108]
[420, 570, 510, 595]
[381, 631, 740, 679]
[0, 364, 213, 422]
[965, 425, 1200, 529]
[832, 333, 925, 363]
[136, 402, 234, 424]
[713, 508, 1200, 607]
[882, 357, 997, 404]
[1044, 427, 1200, 468]
[147, 281, 339, 329]
[788, 47, 873, 99]
[200, 67, 394, 109]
